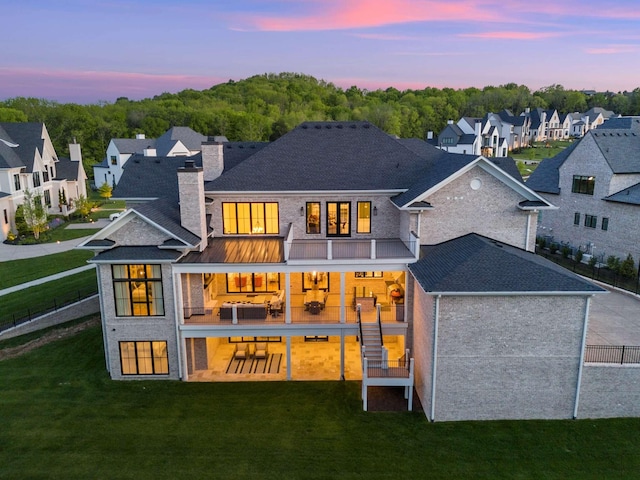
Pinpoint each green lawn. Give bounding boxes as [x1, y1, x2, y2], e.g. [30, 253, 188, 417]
[0, 250, 94, 289]
[0, 324, 639, 479]
[0, 270, 97, 328]
[511, 140, 573, 161]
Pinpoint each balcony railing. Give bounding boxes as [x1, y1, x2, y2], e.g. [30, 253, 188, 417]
[287, 238, 415, 261]
[182, 303, 406, 326]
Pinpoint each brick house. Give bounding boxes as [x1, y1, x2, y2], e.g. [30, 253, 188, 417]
[80, 121, 606, 421]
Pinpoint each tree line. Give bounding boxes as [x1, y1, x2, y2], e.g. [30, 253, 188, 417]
[2, 72, 639, 178]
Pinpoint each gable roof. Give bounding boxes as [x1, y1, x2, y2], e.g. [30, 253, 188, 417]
[525, 141, 579, 194]
[0, 122, 47, 172]
[599, 116, 640, 131]
[155, 127, 207, 155]
[409, 233, 605, 294]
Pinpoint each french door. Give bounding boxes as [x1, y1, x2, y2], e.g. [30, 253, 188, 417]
[327, 202, 350, 237]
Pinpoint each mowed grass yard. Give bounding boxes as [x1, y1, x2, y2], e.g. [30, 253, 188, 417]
[1, 322, 639, 479]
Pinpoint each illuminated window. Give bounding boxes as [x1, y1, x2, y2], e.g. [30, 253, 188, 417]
[306, 202, 321, 234]
[112, 265, 164, 316]
[120, 341, 168, 375]
[572, 175, 595, 195]
[222, 202, 279, 234]
[357, 201, 371, 233]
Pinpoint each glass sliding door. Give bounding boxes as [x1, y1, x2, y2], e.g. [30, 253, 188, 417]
[327, 202, 350, 237]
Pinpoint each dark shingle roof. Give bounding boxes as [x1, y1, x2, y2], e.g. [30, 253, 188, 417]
[155, 127, 207, 155]
[0, 122, 46, 171]
[525, 141, 579, 194]
[113, 154, 190, 200]
[205, 122, 426, 192]
[409, 234, 605, 294]
[132, 198, 201, 246]
[599, 116, 640, 130]
[590, 129, 640, 173]
[54, 158, 81, 181]
[112, 138, 156, 154]
[91, 246, 183, 262]
[604, 182, 640, 205]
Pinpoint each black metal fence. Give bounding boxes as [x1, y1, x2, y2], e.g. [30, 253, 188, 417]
[536, 248, 640, 294]
[585, 345, 640, 364]
[0, 286, 98, 334]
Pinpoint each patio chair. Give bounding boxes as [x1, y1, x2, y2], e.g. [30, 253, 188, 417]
[254, 342, 268, 359]
[308, 301, 322, 315]
[234, 343, 249, 360]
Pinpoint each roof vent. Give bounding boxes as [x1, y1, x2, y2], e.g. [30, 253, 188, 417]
[350, 124, 357, 129]
[301, 125, 308, 129]
[155, 159, 160, 163]
[325, 125, 331, 129]
[134, 158, 140, 163]
[336, 124, 343, 129]
[315, 125, 322, 129]
[363, 124, 370, 128]
[239, 145, 244, 148]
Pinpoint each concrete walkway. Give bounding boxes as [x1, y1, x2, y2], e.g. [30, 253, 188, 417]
[0, 219, 108, 262]
[587, 284, 640, 346]
[0, 264, 96, 296]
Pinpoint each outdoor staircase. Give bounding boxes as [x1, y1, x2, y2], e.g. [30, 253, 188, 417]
[360, 322, 384, 364]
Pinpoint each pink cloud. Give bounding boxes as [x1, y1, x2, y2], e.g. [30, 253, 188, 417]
[586, 45, 639, 55]
[459, 31, 562, 40]
[0, 68, 227, 103]
[236, 0, 501, 32]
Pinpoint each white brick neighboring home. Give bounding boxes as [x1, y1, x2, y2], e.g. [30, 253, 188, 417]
[527, 117, 640, 262]
[79, 121, 612, 422]
[92, 127, 225, 187]
[0, 122, 87, 241]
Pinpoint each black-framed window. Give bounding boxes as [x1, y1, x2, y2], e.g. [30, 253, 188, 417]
[302, 272, 329, 291]
[49, 166, 54, 179]
[356, 201, 371, 233]
[112, 264, 164, 316]
[43, 169, 49, 182]
[222, 202, 279, 234]
[43, 190, 51, 207]
[574, 212, 580, 225]
[327, 202, 350, 236]
[584, 214, 597, 229]
[3, 209, 8, 224]
[306, 202, 320, 234]
[13, 174, 20, 191]
[441, 137, 455, 145]
[119, 341, 168, 375]
[33, 171, 41, 187]
[110, 155, 118, 165]
[572, 175, 595, 195]
[226, 273, 271, 293]
[602, 217, 609, 231]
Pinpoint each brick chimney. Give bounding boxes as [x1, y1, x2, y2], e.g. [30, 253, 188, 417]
[178, 159, 207, 251]
[201, 141, 224, 182]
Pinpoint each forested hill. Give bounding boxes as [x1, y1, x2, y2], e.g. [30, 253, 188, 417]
[1, 72, 639, 174]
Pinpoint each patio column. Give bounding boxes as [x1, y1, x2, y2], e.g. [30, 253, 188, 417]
[340, 331, 345, 380]
[340, 272, 345, 323]
[286, 336, 292, 381]
[285, 272, 291, 324]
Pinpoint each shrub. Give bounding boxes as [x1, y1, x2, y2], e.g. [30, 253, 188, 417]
[589, 255, 598, 268]
[537, 237, 546, 249]
[606, 255, 621, 273]
[575, 249, 584, 264]
[620, 254, 636, 279]
[561, 245, 571, 258]
[550, 243, 559, 254]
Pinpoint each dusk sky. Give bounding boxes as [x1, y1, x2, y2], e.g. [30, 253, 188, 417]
[3, 0, 640, 104]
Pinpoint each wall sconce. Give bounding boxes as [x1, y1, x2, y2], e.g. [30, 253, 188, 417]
[373, 206, 378, 216]
[300, 206, 305, 216]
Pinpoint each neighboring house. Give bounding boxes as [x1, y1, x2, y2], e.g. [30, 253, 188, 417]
[93, 127, 223, 187]
[522, 107, 548, 142]
[545, 109, 562, 140]
[436, 119, 480, 155]
[80, 121, 613, 422]
[527, 117, 640, 263]
[0, 122, 87, 241]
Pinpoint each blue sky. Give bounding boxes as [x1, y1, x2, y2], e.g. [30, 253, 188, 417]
[2, 0, 640, 104]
